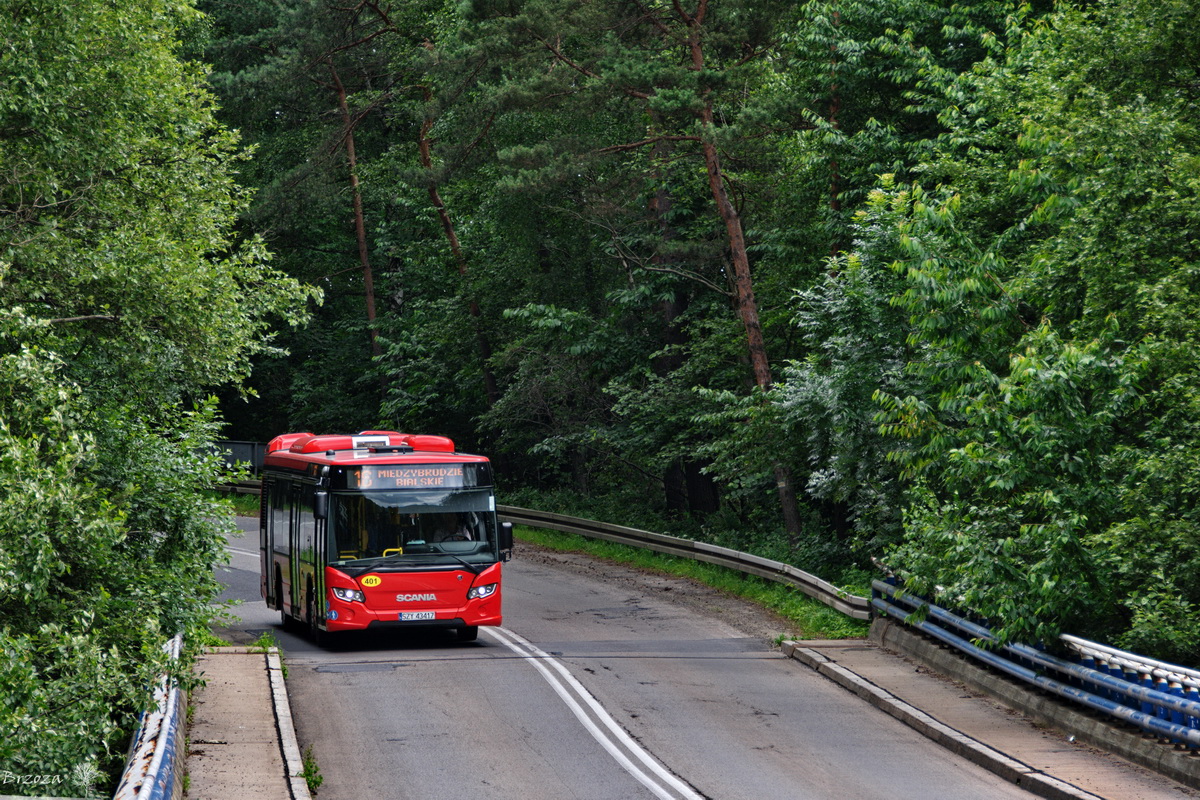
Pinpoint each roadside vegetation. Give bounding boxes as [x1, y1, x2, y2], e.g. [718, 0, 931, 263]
[0, 0, 313, 790]
[204, 490, 262, 518]
[515, 527, 868, 641]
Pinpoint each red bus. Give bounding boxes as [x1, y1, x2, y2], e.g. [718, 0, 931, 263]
[259, 431, 512, 644]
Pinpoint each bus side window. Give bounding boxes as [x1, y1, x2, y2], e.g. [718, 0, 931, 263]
[272, 481, 290, 555]
[260, 479, 273, 550]
[298, 484, 316, 557]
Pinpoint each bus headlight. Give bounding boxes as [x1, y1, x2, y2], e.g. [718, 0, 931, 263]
[467, 583, 497, 600]
[332, 587, 365, 603]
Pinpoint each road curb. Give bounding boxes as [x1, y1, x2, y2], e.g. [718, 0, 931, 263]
[266, 649, 312, 800]
[782, 642, 1102, 800]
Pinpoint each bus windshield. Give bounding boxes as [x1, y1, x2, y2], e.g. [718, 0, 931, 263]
[328, 488, 498, 569]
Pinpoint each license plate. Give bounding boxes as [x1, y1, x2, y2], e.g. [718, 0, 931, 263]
[399, 611, 436, 621]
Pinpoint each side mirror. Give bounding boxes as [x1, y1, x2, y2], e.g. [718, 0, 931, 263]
[313, 490, 328, 520]
[499, 521, 514, 556]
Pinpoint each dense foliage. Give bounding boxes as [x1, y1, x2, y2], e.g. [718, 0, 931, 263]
[8, 0, 1200, 785]
[0, 0, 312, 791]
[195, 0, 1200, 662]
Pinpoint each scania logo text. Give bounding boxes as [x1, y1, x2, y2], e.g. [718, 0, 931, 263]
[396, 593, 437, 602]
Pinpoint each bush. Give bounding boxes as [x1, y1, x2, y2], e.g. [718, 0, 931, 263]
[0, 347, 231, 791]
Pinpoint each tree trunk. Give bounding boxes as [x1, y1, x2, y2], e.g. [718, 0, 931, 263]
[330, 62, 382, 360]
[664, 460, 688, 515]
[681, 2, 804, 542]
[686, 462, 720, 515]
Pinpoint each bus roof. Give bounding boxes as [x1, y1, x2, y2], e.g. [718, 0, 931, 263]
[264, 431, 489, 471]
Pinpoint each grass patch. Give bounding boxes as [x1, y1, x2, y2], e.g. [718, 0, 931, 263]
[250, 630, 279, 652]
[202, 488, 260, 517]
[515, 526, 868, 640]
[196, 629, 233, 649]
[300, 744, 323, 793]
[251, 631, 286, 676]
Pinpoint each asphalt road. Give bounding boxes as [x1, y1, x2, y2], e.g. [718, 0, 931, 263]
[218, 519, 1035, 800]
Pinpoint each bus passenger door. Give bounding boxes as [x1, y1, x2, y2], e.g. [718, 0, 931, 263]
[314, 498, 327, 624]
[260, 479, 272, 605]
[289, 483, 303, 618]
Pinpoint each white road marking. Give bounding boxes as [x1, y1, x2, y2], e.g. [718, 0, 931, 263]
[484, 626, 703, 800]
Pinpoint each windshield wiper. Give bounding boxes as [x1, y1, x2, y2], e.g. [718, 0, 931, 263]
[370, 551, 484, 575]
[438, 551, 484, 575]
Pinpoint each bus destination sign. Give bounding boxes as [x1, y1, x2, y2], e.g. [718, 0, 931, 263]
[350, 464, 465, 490]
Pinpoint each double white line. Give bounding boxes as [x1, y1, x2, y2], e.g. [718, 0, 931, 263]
[484, 627, 704, 800]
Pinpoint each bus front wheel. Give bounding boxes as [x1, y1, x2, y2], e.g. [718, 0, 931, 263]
[457, 625, 479, 642]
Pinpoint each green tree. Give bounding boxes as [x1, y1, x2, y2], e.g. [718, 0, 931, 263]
[456, 0, 818, 534]
[778, 184, 914, 552]
[860, 0, 1200, 654]
[1, 0, 313, 785]
[871, 185, 1143, 645]
[775, 0, 1023, 549]
[199, 0, 394, 432]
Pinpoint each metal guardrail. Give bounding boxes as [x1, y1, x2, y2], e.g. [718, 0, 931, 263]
[113, 634, 185, 800]
[872, 579, 1200, 748]
[217, 475, 1187, 669]
[498, 505, 871, 620]
[216, 479, 265, 497]
[1062, 633, 1200, 692]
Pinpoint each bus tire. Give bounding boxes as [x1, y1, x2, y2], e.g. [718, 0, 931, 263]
[457, 625, 479, 642]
